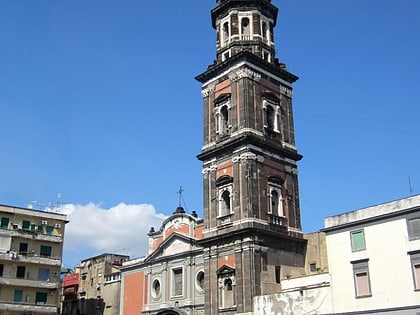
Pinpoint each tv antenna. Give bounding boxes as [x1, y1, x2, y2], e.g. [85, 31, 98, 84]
[408, 176, 414, 196]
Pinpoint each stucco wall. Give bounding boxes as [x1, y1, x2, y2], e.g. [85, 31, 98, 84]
[326, 212, 420, 313]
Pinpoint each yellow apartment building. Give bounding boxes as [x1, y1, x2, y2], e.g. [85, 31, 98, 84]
[0, 204, 68, 315]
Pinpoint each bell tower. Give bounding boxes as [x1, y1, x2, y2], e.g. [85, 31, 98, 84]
[196, 0, 306, 314]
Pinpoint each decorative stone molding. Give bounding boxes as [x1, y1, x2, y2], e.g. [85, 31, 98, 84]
[201, 84, 215, 97]
[232, 152, 264, 163]
[229, 67, 261, 82]
[280, 85, 293, 97]
[202, 164, 218, 175]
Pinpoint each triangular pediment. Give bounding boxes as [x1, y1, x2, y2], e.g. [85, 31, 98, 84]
[216, 264, 235, 275]
[146, 233, 196, 262]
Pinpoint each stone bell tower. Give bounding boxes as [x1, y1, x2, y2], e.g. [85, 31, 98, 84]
[196, 0, 306, 314]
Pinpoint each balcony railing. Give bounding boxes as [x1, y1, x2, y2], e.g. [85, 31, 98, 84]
[0, 300, 57, 314]
[0, 228, 63, 243]
[0, 276, 58, 289]
[268, 214, 288, 227]
[0, 251, 61, 266]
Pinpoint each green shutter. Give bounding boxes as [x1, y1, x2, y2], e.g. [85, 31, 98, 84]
[1, 217, 9, 229]
[22, 220, 30, 230]
[351, 231, 366, 251]
[35, 292, 48, 304]
[14, 290, 23, 302]
[46, 226, 54, 235]
[40, 245, 52, 257]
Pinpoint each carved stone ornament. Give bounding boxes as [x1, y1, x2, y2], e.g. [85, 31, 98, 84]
[232, 152, 264, 163]
[201, 85, 215, 97]
[202, 164, 218, 175]
[280, 85, 293, 97]
[229, 67, 261, 82]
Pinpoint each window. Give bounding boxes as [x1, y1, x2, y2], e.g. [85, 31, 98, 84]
[310, 263, 317, 273]
[16, 266, 25, 279]
[268, 176, 284, 217]
[351, 230, 366, 251]
[173, 268, 183, 296]
[196, 270, 205, 292]
[410, 251, 420, 290]
[352, 260, 371, 298]
[216, 176, 233, 219]
[222, 21, 229, 45]
[263, 99, 281, 134]
[1, 217, 9, 229]
[46, 226, 54, 235]
[14, 290, 23, 302]
[38, 268, 50, 281]
[152, 278, 161, 299]
[22, 220, 30, 230]
[214, 94, 231, 137]
[19, 243, 28, 255]
[241, 17, 250, 39]
[407, 217, 420, 240]
[0, 264, 3, 276]
[261, 21, 267, 40]
[275, 266, 281, 283]
[40, 245, 52, 257]
[220, 189, 231, 217]
[217, 266, 235, 310]
[35, 292, 47, 305]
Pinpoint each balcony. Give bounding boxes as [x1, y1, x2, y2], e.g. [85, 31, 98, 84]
[268, 214, 288, 228]
[0, 301, 57, 314]
[0, 227, 63, 243]
[217, 213, 233, 226]
[0, 251, 61, 266]
[0, 276, 58, 289]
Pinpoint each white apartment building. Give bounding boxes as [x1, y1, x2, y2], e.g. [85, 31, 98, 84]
[323, 195, 420, 314]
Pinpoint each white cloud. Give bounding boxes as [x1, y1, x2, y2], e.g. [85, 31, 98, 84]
[49, 203, 166, 268]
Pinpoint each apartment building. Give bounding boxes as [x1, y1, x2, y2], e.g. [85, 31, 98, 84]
[323, 195, 420, 314]
[62, 272, 79, 315]
[0, 204, 68, 315]
[77, 253, 129, 315]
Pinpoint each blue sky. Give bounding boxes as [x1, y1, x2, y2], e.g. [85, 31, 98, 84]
[1, 0, 419, 267]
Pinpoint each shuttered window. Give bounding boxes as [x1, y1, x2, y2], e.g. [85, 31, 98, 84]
[410, 252, 420, 290]
[351, 230, 366, 251]
[1, 217, 9, 229]
[40, 245, 52, 257]
[352, 259, 371, 298]
[408, 218, 420, 240]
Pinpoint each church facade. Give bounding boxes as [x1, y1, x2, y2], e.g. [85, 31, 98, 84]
[120, 1, 308, 314]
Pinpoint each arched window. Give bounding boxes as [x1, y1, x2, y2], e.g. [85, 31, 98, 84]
[223, 22, 229, 45]
[217, 176, 233, 218]
[224, 278, 234, 307]
[241, 17, 250, 40]
[263, 98, 281, 134]
[217, 265, 235, 310]
[214, 94, 231, 137]
[220, 105, 229, 135]
[266, 105, 275, 130]
[219, 189, 231, 217]
[262, 21, 267, 40]
[268, 176, 284, 217]
[269, 188, 283, 217]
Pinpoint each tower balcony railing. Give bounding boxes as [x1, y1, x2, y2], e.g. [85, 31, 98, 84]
[217, 213, 234, 226]
[268, 213, 288, 227]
